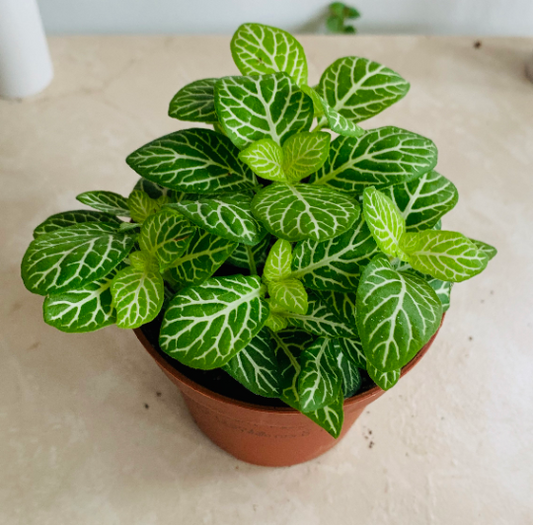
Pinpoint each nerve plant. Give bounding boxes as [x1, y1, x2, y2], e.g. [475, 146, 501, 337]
[21, 23, 496, 438]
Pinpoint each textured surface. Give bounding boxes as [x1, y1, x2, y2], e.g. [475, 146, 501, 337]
[1, 35, 532, 524]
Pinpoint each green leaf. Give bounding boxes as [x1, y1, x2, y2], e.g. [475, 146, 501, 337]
[126, 128, 256, 194]
[317, 57, 409, 123]
[159, 275, 269, 369]
[300, 85, 325, 118]
[230, 23, 308, 86]
[367, 363, 400, 391]
[310, 127, 438, 194]
[214, 73, 313, 149]
[363, 187, 407, 259]
[238, 139, 286, 183]
[168, 193, 265, 246]
[401, 230, 490, 282]
[298, 337, 342, 412]
[304, 390, 344, 438]
[76, 191, 131, 217]
[21, 223, 136, 296]
[227, 234, 271, 271]
[252, 183, 360, 242]
[337, 350, 362, 397]
[282, 132, 331, 182]
[264, 310, 290, 332]
[33, 210, 122, 238]
[263, 238, 292, 282]
[320, 101, 365, 138]
[111, 265, 165, 329]
[222, 328, 281, 398]
[168, 229, 237, 288]
[138, 208, 195, 271]
[326, 16, 344, 34]
[356, 255, 442, 371]
[133, 178, 171, 200]
[384, 170, 458, 231]
[291, 214, 378, 291]
[168, 78, 218, 123]
[337, 337, 367, 370]
[269, 279, 308, 315]
[127, 190, 161, 223]
[43, 266, 122, 333]
[426, 277, 453, 312]
[470, 239, 497, 261]
[314, 289, 356, 326]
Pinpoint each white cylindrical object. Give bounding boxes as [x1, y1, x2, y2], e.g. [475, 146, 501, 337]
[0, 0, 53, 99]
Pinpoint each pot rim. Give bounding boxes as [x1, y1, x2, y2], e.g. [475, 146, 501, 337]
[134, 315, 444, 415]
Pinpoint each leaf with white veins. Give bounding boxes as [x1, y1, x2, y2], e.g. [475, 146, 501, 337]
[76, 191, 131, 217]
[337, 350, 362, 397]
[282, 132, 331, 182]
[269, 279, 308, 315]
[33, 210, 122, 238]
[263, 238, 292, 282]
[304, 390, 344, 438]
[127, 190, 161, 223]
[168, 78, 218, 123]
[367, 363, 401, 391]
[238, 139, 286, 183]
[227, 234, 271, 271]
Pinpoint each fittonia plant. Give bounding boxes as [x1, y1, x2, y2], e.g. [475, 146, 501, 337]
[21, 23, 496, 438]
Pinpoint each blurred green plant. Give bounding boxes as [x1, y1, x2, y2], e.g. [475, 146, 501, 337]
[327, 2, 361, 34]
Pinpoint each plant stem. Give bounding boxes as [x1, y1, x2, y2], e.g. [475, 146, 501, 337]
[246, 245, 257, 275]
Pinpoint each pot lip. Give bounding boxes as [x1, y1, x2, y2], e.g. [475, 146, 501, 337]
[134, 315, 444, 415]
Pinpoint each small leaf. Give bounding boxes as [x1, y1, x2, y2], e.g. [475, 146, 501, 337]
[252, 183, 360, 242]
[311, 127, 438, 194]
[401, 230, 490, 282]
[356, 254, 442, 371]
[304, 390, 344, 438]
[337, 350, 362, 397]
[215, 73, 313, 149]
[133, 178, 171, 200]
[76, 191, 130, 217]
[337, 337, 367, 370]
[126, 128, 256, 194]
[298, 337, 342, 412]
[33, 210, 122, 238]
[265, 311, 289, 332]
[367, 363, 401, 391]
[159, 275, 269, 369]
[311, 90, 365, 138]
[238, 139, 286, 183]
[227, 234, 271, 271]
[111, 266, 164, 329]
[426, 277, 453, 312]
[21, 223, 136, 296]
[314, 289, 357, 326]
[282, 131, 331, 182]
[230, 23, 308, 86]
[300, 85, 325, 118]
[223, 328, 281, 398]
[470, 239, 497, 261]
[263, 238, 292, 282]
[127, 190, 160, 223]
[269, 279, 308, 315]
[363, 187, 407, 259]
[168, 78, 218, 123]
[168, 193, 265, 246]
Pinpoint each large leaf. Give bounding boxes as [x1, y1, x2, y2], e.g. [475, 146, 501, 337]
[310, 127, 438, 194]
[168, 78, 218, 123]
[298, 337, 342, 412]
[282, 132, 331, 182]
[238, 139, 285, 183]
[159, 275, 269, 369]
[227, 234, 271, 270]
[21, 223, 136, 296]
[356, 255, 442, 371]
[367, 363, 401, 391]
[252, 183, 360, 242]
[230, 23, 308, 86]
[76, 191, 131, 217]
[384, 170, 459, 231]
[401, 230, 490, 283]
[337, 350, 362, 397]
[316, 56, 409, 123]
[263, 238, 292, 282]
[168, 229, 237, 288]
[126, 128, 256, 194]
[33, 210, 122, 238]
[138, 208, 195, 271]
[214, 73, 313, 149]
[168, 193, 265, 246]
[363, 187, 406, 259]
[269, 279, 308, 315]
[291, 214, 377, 291]
[222, 328, 281, 398]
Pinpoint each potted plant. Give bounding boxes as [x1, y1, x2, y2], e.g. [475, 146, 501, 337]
[21, 23, 496, 467]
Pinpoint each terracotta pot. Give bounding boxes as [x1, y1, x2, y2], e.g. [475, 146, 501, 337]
[134, 320, 443, 467]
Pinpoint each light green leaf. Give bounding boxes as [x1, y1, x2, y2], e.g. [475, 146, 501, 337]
[33, 210, 122, 238]
[76, 191, 131, 217]
[384, 170, 458, 231]
[310, 127, 438, 194]
[363, 187, 407, 259]
[356, 255, 442, 371]
[227, 234, 271, 271]
[168, 78, 218, 123]
[168, 229, 237, 288]
[126, 128, 256, 194]
[238, 139, 285, 182]
[337, 350, 362, 397]
[317, 56, 409, 123]
[168, 193, 265, 246]
[300, 85, 325, 118]
[264, 310, 289, 332]
[222, 328, 281, 398]
[138, 208, 195, 271]
[230, 23, 308, 86]
[470, 239, 497, 261]
[282, 131, 331, 182]
[298, 337, 342, 412]
[263, 238, 292, 282]
[127, 190, 161, 223]
[43, 266, 122, 333]
[426, 277, 453, 312]
[214, 73, 313, 149]
[291, 214, 378, 291]
[401, 230, 490, 282]
[111, 265, 164, 329]
[252, 183, 360, 242]
[159, 275, 269, 369]
[304, 390, 344, 438]
[269, 279, 308, 315]
[367, 363, 401, 391]
[21, 223, 136, 296]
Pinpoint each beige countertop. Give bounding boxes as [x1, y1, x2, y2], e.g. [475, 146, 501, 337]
[1, 35, 532, 524]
